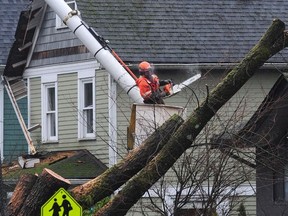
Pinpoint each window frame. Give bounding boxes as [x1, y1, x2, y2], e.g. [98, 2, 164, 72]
[41, 82, 58, 143]
[55, 1, 77, 30]
[273, 164, 288, 202]
[78, 77, 95, 139]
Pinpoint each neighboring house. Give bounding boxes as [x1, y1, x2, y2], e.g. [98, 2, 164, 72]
[0, 0, 31, 162]
[234, 74, 288, 216]
[4, 0, 288, 215]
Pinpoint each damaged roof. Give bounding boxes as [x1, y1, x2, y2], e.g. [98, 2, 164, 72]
[3, 150, 108, 180]
[0, 0, 30, 66]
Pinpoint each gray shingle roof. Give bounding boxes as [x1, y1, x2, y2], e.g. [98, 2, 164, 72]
[77, 0, 288, 64]
[0, 0, 30, 65]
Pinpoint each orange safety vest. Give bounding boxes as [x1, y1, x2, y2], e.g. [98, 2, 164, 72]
[136, 75, 160, 99]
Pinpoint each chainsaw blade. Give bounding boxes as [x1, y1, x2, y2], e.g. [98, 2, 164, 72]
[167, 73, 201, 97]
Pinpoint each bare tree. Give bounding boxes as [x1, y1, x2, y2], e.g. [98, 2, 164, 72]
[137, 104, 256, 216]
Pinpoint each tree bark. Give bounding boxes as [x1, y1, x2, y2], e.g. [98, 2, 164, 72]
[6, 173, 38, 216]
[95, 19, 288, 216]
[71, 114, 183, 209]
[17, 168, 71, 216]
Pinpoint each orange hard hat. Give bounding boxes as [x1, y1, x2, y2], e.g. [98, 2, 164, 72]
[138, 61, 151, 72]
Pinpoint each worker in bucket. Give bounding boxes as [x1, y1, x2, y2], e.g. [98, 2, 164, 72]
[136, 61, 173, 104]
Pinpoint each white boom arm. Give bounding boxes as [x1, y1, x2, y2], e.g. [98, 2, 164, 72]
[45, 0, 143, 103]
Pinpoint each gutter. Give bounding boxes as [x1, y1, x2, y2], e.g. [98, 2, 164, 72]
[127, 62, 288, 71]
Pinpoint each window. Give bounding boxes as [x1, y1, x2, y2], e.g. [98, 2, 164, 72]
[56, 1, 77, 29]
[174, 208, 204, 216]
[285, 166, 288, 201]
[42, 83, 58, 142]
[273, 164, 288, 202]
[78, 78, 95, 139]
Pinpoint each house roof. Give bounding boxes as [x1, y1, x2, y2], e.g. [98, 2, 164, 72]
[208, 74, 288, 170]
[4, 0, 288, 77]
[212, 74, 288, 149]
[3, 150, 108, 180]
[237, 74, 288, 147]
[77, 0, 288, 64]
[0, 0, 31, 66]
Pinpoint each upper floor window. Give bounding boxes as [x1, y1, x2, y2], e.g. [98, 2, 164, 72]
[78, 78, 95, 139]
[56, 1, 77, 29]
[42, 82, 58, 142]
[284, 165, 288, 201]
[273, 164, 288, 202]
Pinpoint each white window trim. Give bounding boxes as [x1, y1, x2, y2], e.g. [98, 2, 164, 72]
[41, 81, 58, 143]
[78, 77, 96, 140]
[55, 1, 77, 29]
[24, 61, 100, 78]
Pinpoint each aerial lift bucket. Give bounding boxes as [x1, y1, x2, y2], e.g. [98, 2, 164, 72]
[127, 104, 186, 150]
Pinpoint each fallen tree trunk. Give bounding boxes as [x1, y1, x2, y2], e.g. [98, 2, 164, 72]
[17, 168, 71, 216]
[6, 173, 38, 216]
[95, 19, 288, 216]
[71, 114, 183, 209]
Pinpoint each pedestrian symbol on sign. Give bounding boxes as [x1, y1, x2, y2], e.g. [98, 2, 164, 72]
[41, 188, 82, 216]
[49, 198, 61, 215]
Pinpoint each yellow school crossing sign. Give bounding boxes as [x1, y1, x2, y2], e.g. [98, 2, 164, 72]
[41, 188, 82, 216]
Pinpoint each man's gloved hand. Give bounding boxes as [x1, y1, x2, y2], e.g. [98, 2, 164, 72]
[160, 79, 173, 86]
[151, 91, 161, 101]
[163, 83, 173, 96]
[164, 79, 174, 85]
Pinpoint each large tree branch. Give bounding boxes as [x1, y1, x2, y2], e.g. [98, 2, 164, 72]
[95, 19, 288, 216]
[71, 114, 184, 209]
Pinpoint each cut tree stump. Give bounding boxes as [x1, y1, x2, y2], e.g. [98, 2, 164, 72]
[17, 168, 71, 216]
[6, 173, 38, 216]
